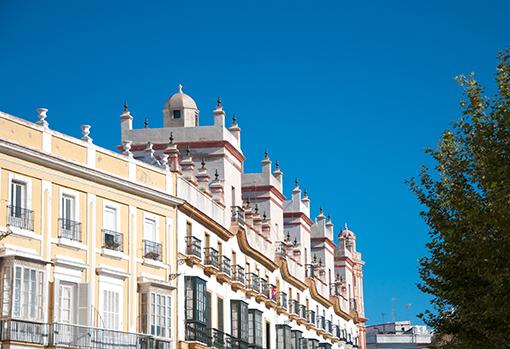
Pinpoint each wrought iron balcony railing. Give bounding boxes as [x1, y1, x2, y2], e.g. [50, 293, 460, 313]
[268, 284, 277, 302]
[231, 206, 245, 226]
[58, 218, 81, 241]
[291, 300, 299, 315]
[102, 229, 123, 251]
[300, 305, 307, 319]
[349, 298, 357, 312]
[275, 241, 287, 257]
[233, 265, 245, 285]
[220, 256, 232, 276]
[305, 264, 317, 278]
[279, 292, 288, 309]
[143, 240, 162, 261]
[7, 205, 34, 231]
[247, 273, 259, 292]
[0, 319, 48, 345]
[185, 321, 209, 345]
[185, 236, 202, 259]
[318, 316, 326, 330]
[309, 310, 316, 326]
[204, 247, 220, 268]
[260, 278, 268, 296]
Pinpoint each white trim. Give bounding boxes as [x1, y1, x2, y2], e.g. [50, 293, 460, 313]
[97, 265, 130, 280]
[0, 243, 46, 262]
[98, 274, 124, 330]
[7, 225, 42, 240]
[139, 257, 168, 269]
[58, 187, 81, 223]
[53, 237, 88, 250]
[8, 172, 33, 210]
[98, 247, 129, 260]
[102, 200, 121, 232]
[53, 254, 88, 271]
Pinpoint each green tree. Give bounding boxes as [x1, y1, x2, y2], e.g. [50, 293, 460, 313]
[408, 48, 510, 349]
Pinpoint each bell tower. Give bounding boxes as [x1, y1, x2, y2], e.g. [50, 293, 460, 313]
[163, 84, 199, 128]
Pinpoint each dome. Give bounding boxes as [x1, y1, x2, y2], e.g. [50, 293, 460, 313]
[339, 223, 356, 239]
[166, 84, 197, 109]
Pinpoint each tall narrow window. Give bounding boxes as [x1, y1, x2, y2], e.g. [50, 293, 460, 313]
[102, 289, 120, 330]
[231, 300, 248, 343]
[60, 194, 79, 240]
[144, 217, 157, 241]
[217, 297, 224, 332]
[11, 180, 26, 210]
[12, 266, 45, 321]
[185, 277, 208, 344]
[143, 217, 160, 260]
[231, 186, 236, 207]
[104, 206, 117, 231]
[59, 282, 75, 324]
[276, 325, 291, 349]
[61, 195, 75, 222]
[248, 309, 263, 349]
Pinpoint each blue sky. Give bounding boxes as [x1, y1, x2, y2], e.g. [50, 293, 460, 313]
[1, 0, 509, 325]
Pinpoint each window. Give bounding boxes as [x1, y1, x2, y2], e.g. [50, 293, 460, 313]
[217, 297, 224, 332]
[11, 265, 45, 321]
[185, 277, 209, 343]
[141, 291, 172, 338]
[291, 330, 302, 349]
[231, 300, 248, 343]
[104, 206, 117, 231]
[11, 180, 27, 209]
[59, 282, 75, 324]
[9, 180, 33, 230]
[173, 110, 181, 119]
[276, 325, 291, 349]
[248, 309, 263, 349]
[60, 194, 80, 240]
[144, 217, 157, 241]
[102, 289, 120, 330]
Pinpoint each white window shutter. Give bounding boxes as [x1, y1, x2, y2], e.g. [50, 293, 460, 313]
[77, 283, 89, 326]
[53, 279, 61, 323]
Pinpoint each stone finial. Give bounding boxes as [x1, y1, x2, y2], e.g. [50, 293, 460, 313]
[303, 189, 308, 198]
[144, 116, 149, 128]
[123, 100, 129, 112]
[217, 96, 222, 107]
[169, 132, 174, 145]
[178, 84, 183, 93]
[201, 158, 206, 170]
[122, 140, 132, 157]
[232, 113, 237, 126]
[264, 148, 269, 160]
[275, 160, 280, 170]
[36, 108, 49, 127]
[185, 146, 191, 157]
[214, 169, 219, 181]
[295, 178, 299, 188]
[81, 125, 92, 142]
[344, 223, 349, 230]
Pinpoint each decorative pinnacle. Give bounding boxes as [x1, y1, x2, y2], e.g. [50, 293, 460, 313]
[201, 158, 206, 169]
[295, 178, 299, 188]
[232, 113, 237, 125]
[293, 237, 297, 245]
[327, 213, 331, 222]
[169, 132, 174, 144]
[344, 223, 349, 230]
[263, 211, 267, 220]
[303, 189, 308, 198]
[254, 204, 259, 214]
[275, 160, 280, 170]
[144, 116, 149, 128]
[178, 84, 183, 93]
[319, 206, 323, 215]
[286, 231, 290, 241]
[313, 254, 317, 263]
[123, 100, 129, 112]
[217, 96, 222, 107]
[214, 169, 219, 181]
[185, 146, 191, 157]
[264, 148, 269, 160]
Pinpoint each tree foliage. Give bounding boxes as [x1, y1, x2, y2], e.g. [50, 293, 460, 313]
[408, 48, 510, 349]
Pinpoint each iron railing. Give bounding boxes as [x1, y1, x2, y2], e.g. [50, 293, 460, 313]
[291, 300, 299, 315]
[275, 241, 287, 257]
[143, 240, 162, 261]
[268, 284, 277, 302]
[220, 256, 232, 276]
[305, 264, 317, 278]
[279, 292, 288, 309]
[7, 205, 34, 231]
[349, 298, 357, 312]
[233, 265, 245, 285]
[231, 206, 245, 226]
[318, 316, 326, 330]
[247, 273, 259, 292]
[260, 278, 268, 296]
[300, 305, 307, 319]
[58, 218, 81, 241]
[204, 247, 220, 268]
[185, 236, 201, 259]
[309, 310, 316, 326]
[0, 319, 48, 345]
[102, 229, 123, 251]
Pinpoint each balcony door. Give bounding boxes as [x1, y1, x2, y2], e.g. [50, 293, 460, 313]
[10, 180, 26, 216]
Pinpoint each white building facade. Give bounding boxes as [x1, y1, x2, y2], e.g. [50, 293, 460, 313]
[366, 321, 432, 349]
[122, 85, 367, 349]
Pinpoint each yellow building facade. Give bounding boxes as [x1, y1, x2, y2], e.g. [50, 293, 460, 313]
[0, 110, 180, 348]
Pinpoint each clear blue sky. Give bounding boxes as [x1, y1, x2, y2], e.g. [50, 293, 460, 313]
[1, 0, 509, 325]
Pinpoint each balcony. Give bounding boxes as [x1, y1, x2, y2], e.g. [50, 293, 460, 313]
[231, 265, 245, 290]
[143, 240, 162, 261]
[231, 206, 245, 226]
[275, 241, 287, 257]
[102, 229, 123, 252]
[185, 321, 209, 345]
[246, 273, 259, 296]
[204, 247, 220, 275]
[277, 292, 288, 313]
[266, 284, 278, 305]
[185, 236, 202, 265]
[256, 278, 268, 302]
[58, 218, 81, 241]
[349, 298, 357, 313]
[7, 205, 34, 231]
[217, 256, 232, 283]
[50, 323, 171, 348]
[0, 319, 48, 345]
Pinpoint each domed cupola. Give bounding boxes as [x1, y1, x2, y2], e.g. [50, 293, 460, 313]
[163, 84, 199, 128]
[338, 223, 356, 252]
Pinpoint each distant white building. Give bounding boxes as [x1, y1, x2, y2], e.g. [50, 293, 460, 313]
[366, 321, 432, 349]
